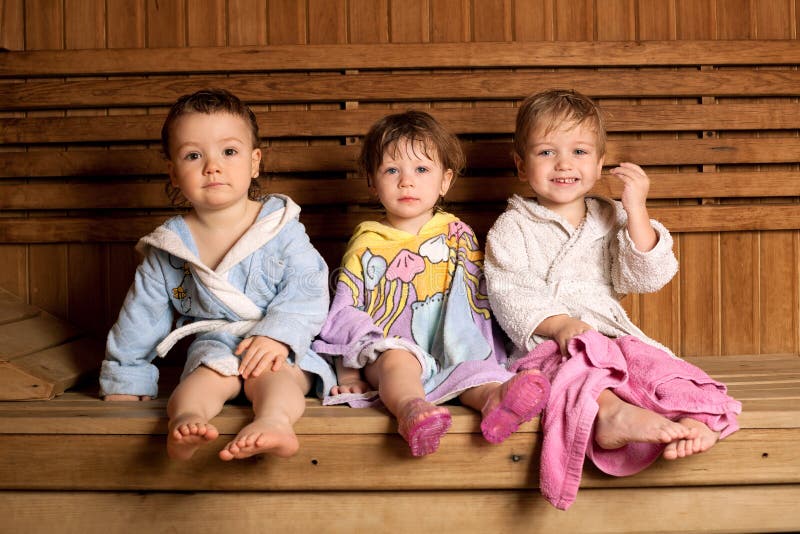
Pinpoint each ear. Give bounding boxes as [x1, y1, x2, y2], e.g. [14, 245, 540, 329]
[167, 161, 179, 188]
[251, 148, 262, 178]
[513, 153, 527, 182]
[596, 154, 605, 177]
[439, 168, 454, 196]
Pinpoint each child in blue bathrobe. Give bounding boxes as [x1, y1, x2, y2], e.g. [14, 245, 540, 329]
[100, 88, 335, 461]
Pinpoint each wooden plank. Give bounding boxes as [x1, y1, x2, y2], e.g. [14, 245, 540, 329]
[3, 40, 800, 77]
[0, 336, 104, 400]
[5, 138, 799, 179]
[0, 289, 100, 400]
[262, 138, 800, 172]
[1, 486, 799, 534]
[0, 313, 81, 359]
[5, 102, 800, 144]
[0, 353, 796, 431]
[3, 69, 800, 110]
[0, 204, 798, 244]
[2, 171, 799, 210]
[0, 287, 39, 325]
[0, 428, 796, 490]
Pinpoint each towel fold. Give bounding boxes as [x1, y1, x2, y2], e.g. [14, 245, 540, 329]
[511, 330, 741, 510]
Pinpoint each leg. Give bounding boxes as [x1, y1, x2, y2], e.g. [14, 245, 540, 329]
[364, 349, 451, 457]
[460, 369, 550, 444]
[166, 366, 241, 460]
[663, 417, 721, 460]
[219, 363, 312, 461]
[593, 389, 697, 450]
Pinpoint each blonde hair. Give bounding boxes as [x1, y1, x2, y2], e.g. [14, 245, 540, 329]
[514, 89, 606, 159]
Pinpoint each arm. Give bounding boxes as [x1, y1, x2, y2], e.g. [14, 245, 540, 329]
[607, 164, 679, 294]
[610, 162, 657, 252]
[100, 251, 173, 399]
[246, 219, 330, 363]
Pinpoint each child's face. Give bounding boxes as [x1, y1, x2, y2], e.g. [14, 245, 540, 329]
[167, 112, 261, 213]
[515, 121, 604, 216]
[371, 138, 454, 234]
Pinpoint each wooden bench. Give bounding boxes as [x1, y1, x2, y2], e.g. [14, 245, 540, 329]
[1, 40, 799, 533]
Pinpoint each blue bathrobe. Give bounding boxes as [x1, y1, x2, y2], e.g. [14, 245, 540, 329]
[100, 195, 336, 398]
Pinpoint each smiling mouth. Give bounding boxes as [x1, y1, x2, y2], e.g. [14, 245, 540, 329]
[399, 197, 419, 201]
[552, 177, 579, 184]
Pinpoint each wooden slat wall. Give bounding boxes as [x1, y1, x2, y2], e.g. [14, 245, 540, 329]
[0, 0, 798, 359]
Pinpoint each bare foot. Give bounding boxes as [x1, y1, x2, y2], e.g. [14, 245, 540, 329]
[218, 418, 300, 461]
[594, 391, 696, 450]
[167, 416, 220, 460]
[663, 418, 721, 460]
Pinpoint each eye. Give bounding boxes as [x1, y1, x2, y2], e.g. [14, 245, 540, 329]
[538, 149, 554, 157]
[184, 152, 201, 161]
[415, 166, 429, 174]
[224, 148, 238, 156]
[384, 167, 399, 175]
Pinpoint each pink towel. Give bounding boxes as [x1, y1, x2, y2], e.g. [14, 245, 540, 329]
[510, 331, 741, 510]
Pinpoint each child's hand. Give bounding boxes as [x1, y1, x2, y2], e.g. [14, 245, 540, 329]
[331, 378, 371, 396]
[235, 335, 290, 378]
[103, 394, 151, 401]
[609, 161, 658, 252]
[552, 317, 595, 356]
[609, 162, 650, 214]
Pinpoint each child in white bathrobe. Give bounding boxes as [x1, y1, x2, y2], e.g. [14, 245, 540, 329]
[484, 89, 740, 474]
[100, 89, 335, 461]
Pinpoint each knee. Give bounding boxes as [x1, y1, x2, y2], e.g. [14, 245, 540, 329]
[374, 349, 420, 374]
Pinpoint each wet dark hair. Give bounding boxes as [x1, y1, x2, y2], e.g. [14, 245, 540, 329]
[514, 89, 606, 160]
[161, 88, 261, 204]
[359, 110, 465, 193]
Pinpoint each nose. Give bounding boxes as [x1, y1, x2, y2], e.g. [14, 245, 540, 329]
[203, 155, 221, 174]
[554, 154, 572, 171]
[397, 170, 414, 188]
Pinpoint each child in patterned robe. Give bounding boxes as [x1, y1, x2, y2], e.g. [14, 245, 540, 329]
[313, 111, 549, 456]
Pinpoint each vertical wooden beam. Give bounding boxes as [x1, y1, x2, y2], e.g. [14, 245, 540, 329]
[431, 0, 470, 42]
[513, 0, 554, 41]
[753, 0, 798, 355]
[146, 0, 186, 47]
[187, 0, 226, 46]
[0, 0, 25, 50]
[673, 0, 720, 356]
[107, 0, 146, 49]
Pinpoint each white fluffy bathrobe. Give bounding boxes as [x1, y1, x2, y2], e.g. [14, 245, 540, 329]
[484, 195, 679, 360]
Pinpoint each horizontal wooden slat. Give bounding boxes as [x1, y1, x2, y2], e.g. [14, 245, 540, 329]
[0, 204, 798, 243]
[4, 70, 800, 111]
[4, 103, 800, 144]
[265, 138, 800, 172]
[0, 337, 104, 400]
[2, 40, 799, 77]
[2, 354, 795, 433]
[3, 138, 800, 178]
[0, 314, 81, 359]
[4, 486, 800, 534]
[0, 429, 795, 491]
[2, 171, 799, 210]
[0, 288, 39, 325]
